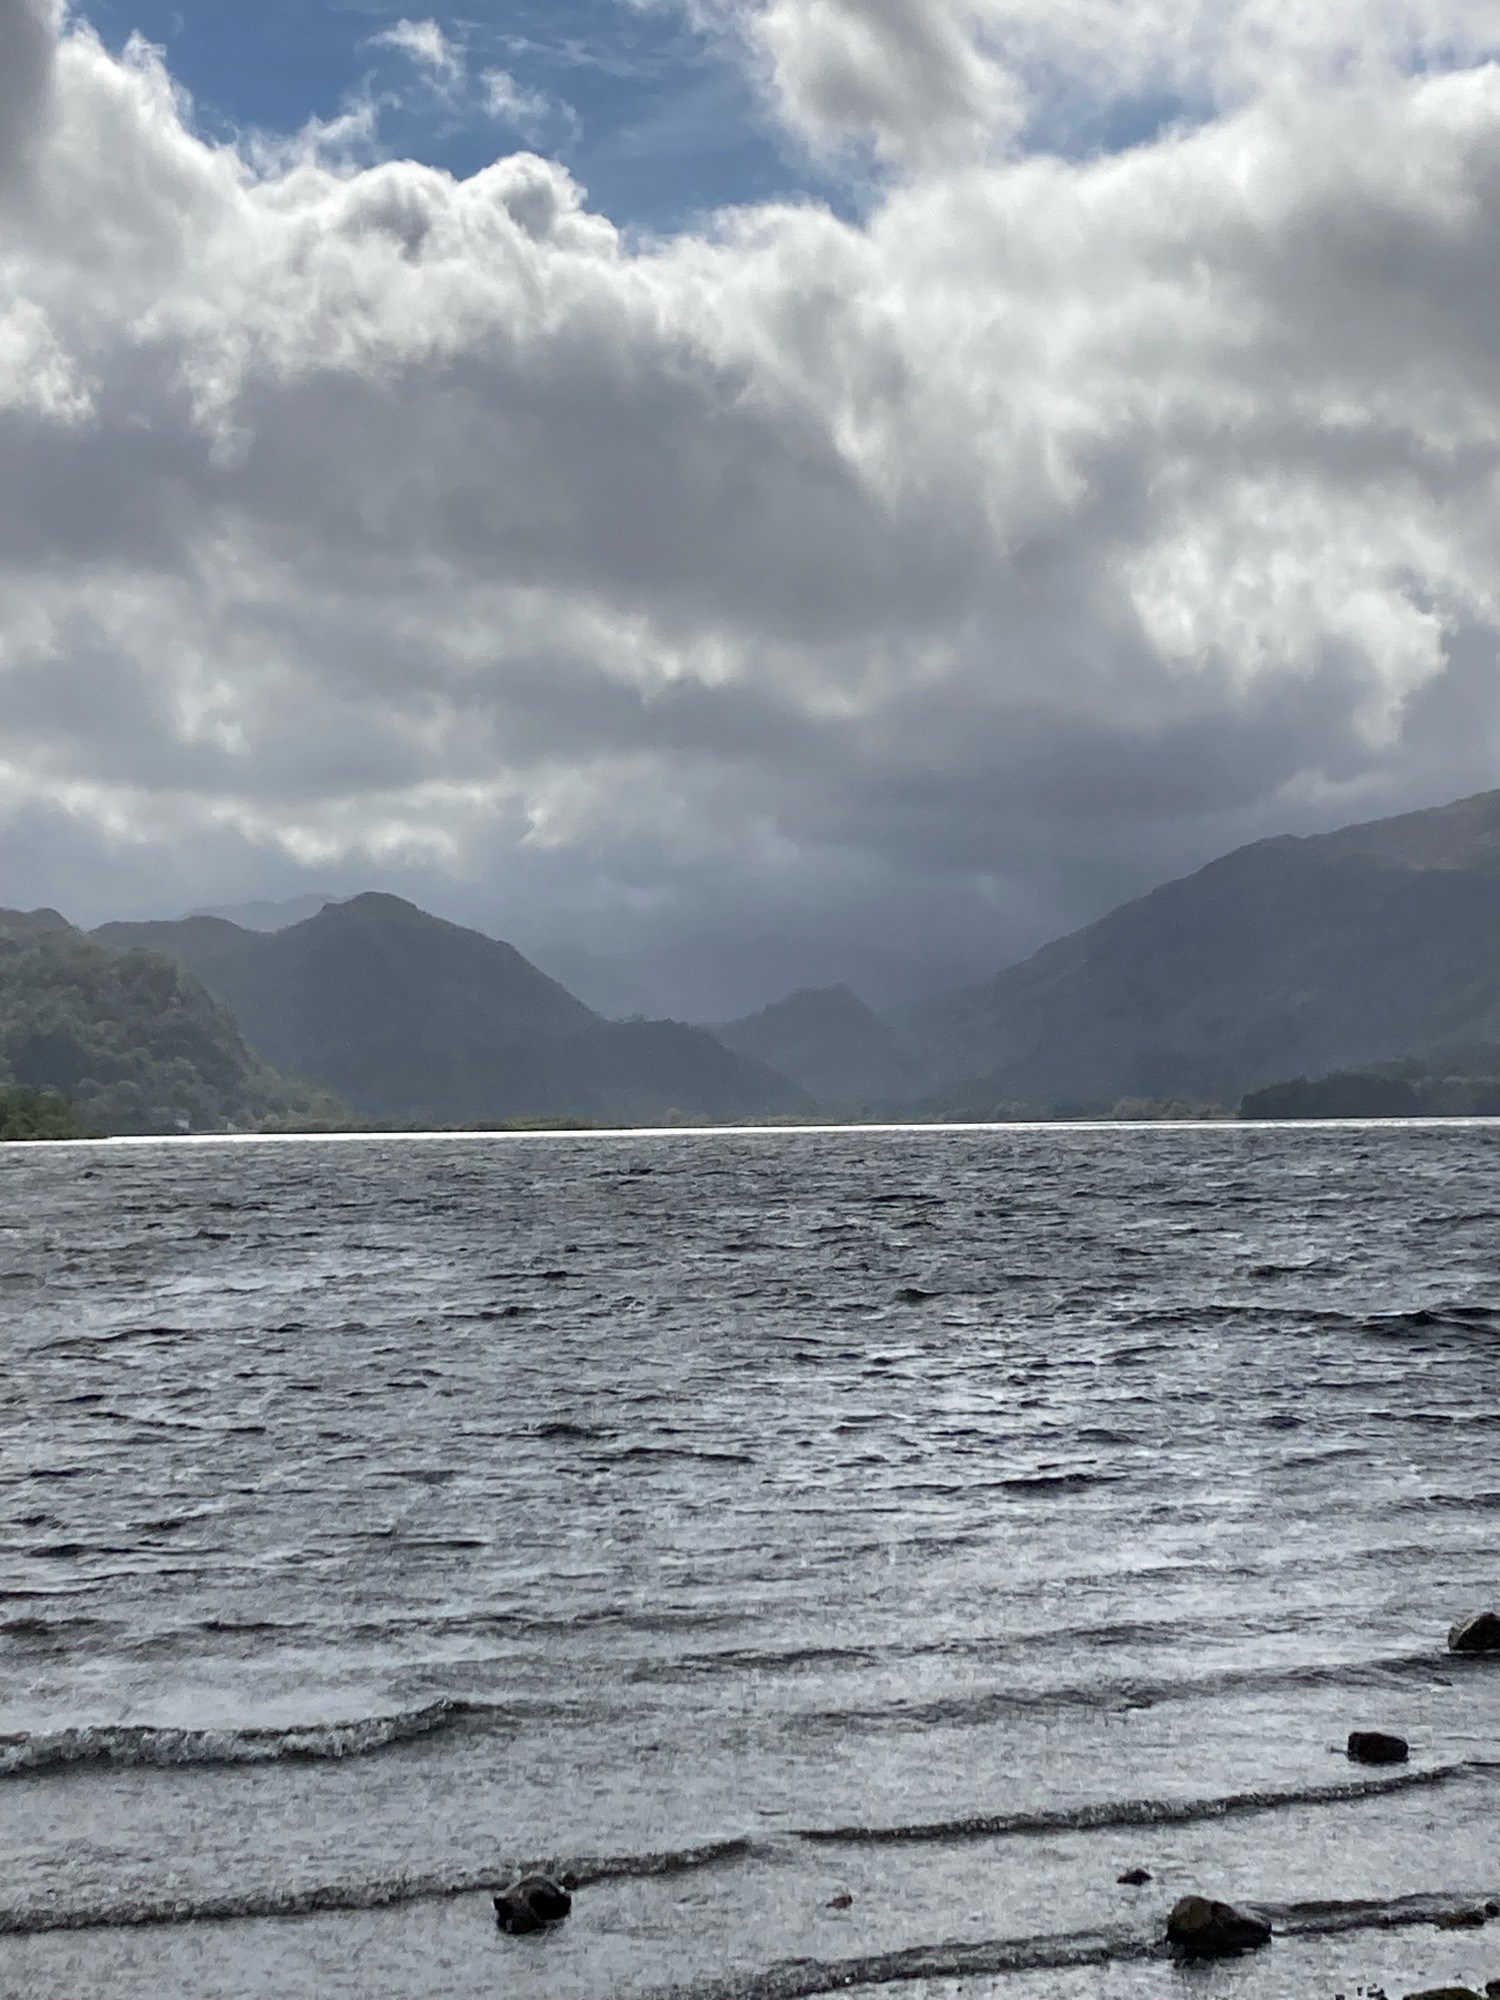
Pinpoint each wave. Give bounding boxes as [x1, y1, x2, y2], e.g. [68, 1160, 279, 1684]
[794, 1647, 1448, 1731]
[5, 1646, 1454, 1786]
[0, 1836, 755, 1936]
[625, 1613, 1424, 1688]
[998, 1471, 1120, 1492]
[1272, 1885, 1500, 1935]
[634, 1885, 1500, 2000]
[4, 1767, 1490, 1938]
[9, 1862, 1498, 1971]
[796, 1762, 1462, 1844]
[0, 1698, 473, 1778]
[1359, 1303, 1500, 1338]
[641, 1927, 1157, 2000]
[0, 1615, 104, 1642]
[1402, 1488, 1500, 1511]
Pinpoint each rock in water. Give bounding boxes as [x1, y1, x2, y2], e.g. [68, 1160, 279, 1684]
[493, 1890, 545, 1936]
[1117, 1867, 1153, 1885]
[1434, 1905, 1487, 1928]
[1165, 1895, 1272, 1958]
[1403, 1988, 1482, 1999]
[1347, 1729, 1409, 1763]
[493, 1872, 575, 1934]
[1448, 1610, 1500, 1653]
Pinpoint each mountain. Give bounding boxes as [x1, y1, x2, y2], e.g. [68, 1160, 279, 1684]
[0, 906, 73, 937]
[94, 893, 808, 1126]
[0, 910, 342, 1134]
[713, 985, 929, 1112]
[900, 789, 1500, 1115]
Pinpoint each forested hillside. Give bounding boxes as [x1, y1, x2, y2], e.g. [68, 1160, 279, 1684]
[0, 911, 343, 1135]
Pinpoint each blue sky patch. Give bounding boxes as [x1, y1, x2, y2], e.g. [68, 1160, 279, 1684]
[80, 0, 841, 231]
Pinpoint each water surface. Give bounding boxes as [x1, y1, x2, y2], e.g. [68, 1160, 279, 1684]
[3, 1124, 1498, 1998]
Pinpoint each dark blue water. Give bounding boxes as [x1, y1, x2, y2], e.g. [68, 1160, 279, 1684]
[3, 1124, 1499, 1999]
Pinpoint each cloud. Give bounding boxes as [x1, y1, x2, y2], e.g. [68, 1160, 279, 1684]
[372, 17, 464, 86]
[368, 25, 559, 158]
[481, 67, 552, 136]
[0, 0, 59, 198]
[723, 0, 1500, 166]
[745, 0, 1024, 165]
[0, 5, 1499, 984]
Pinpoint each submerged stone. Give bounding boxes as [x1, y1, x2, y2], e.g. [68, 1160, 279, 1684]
[1347, 1729, 1409, 1763]
[1117, 1867, 1153, 1885]
[1165, 1894, 1272, 1958]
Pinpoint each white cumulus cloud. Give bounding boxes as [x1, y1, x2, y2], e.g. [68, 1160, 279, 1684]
[702, 0, 1500, 165]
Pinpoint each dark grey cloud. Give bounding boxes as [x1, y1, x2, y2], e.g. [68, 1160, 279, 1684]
[0, 0, 55, 199]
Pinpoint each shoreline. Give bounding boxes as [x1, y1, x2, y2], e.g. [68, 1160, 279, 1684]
[12, 1113, 1500, 1148]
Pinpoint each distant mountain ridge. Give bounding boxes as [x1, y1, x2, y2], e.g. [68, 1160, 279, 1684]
[96, 894, 808, 1126]
[899, 787, 1500, 1113]
[28, 786, 1500, 1131]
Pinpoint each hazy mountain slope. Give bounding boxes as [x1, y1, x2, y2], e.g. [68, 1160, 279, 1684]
[0, 910, 339, 1134]
[901, 789, 1500, 1113]
[96, 894, 807, 1125]
[713, 985, 930, 1110]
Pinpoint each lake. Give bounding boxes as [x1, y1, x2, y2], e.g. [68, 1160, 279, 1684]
[3, 1124, 1499, 1998]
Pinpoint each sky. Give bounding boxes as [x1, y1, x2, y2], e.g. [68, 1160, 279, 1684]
[2, 0, 1500, 1016]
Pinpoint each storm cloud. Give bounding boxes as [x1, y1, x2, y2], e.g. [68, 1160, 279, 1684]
[2, 1, 1500, 1003]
